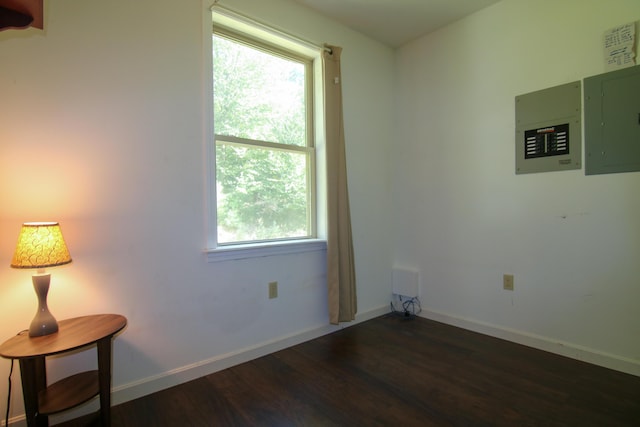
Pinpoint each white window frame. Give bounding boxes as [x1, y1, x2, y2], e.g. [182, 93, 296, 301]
[204, 5, 327, 262]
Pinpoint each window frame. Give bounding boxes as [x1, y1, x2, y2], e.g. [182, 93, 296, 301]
[205, 7, 327, 262]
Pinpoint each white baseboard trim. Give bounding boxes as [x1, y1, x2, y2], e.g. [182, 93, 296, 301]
[420, 309, 640, 377]
[6, 305, 388, 427]
[112, 305, 388, 405]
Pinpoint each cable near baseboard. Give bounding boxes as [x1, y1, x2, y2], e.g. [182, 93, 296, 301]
[390, 295, 422, 319]
[4, 359, 13, 427]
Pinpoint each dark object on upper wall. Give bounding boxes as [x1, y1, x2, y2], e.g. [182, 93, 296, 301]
[0, 0, 43, 31]
[584, 65, 640, 175]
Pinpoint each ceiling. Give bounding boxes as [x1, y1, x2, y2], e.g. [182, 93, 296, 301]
[291, 0, 501, 48]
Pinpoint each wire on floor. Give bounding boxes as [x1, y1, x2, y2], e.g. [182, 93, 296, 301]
[4, 359, 13, 427]
[390, 295, 422, 320]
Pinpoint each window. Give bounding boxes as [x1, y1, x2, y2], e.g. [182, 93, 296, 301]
[207, 13, 326, 260]
[214, 29, 315, 245]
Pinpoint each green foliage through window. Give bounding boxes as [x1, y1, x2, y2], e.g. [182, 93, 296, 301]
[213, 30, 314, 244]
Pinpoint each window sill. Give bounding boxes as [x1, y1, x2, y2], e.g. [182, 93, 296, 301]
[206, 239, 327, 263]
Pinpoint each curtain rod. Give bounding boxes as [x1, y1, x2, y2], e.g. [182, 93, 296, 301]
[210, 0, 332, 54]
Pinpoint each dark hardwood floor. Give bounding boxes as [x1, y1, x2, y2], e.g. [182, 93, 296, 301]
[57, 314, 640, 426]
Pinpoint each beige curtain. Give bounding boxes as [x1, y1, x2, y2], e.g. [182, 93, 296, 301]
[323, 45, 357, 324]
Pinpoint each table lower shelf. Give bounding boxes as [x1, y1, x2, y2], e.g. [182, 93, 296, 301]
[38, 370, 100, 415]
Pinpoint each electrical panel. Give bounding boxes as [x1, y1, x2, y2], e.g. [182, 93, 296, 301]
[584, 65, 640, 175]
[515, 82, 582, 174]
[524, 124, 569, 159]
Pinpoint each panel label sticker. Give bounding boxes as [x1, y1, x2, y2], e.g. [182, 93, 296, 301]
[524, 123, 569, 159]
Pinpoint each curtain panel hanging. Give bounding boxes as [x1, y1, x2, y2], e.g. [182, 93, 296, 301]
[0, 0, 43, 31]
[323, 45, 357, 325]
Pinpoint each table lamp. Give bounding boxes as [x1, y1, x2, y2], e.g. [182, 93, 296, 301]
[10, 222, 72, 337]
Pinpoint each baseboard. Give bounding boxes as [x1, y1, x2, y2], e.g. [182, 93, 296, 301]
[420, 309, 640, 377]
[7, 305, 634, 427]
[4, 305, 388, 427]
[111, 304, 390, 402]
[111, 304, 388, 405]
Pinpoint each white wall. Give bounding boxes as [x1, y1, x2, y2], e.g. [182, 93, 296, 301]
[0, 0, 394, 423]
[394, 0, 640, 374]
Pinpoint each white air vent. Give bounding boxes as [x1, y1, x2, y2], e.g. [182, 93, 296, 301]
[392, 268, 419, 298]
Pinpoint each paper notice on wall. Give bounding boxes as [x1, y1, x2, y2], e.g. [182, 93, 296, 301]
[603, 22, 636, 71]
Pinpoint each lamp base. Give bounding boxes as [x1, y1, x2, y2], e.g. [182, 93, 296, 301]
[29, 273, 59, 337]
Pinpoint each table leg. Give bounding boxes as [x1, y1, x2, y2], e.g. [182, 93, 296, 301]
[19, 356, 48, 427]
[96, 336, 113, 426]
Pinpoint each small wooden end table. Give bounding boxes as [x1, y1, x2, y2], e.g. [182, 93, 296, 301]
[0, 314, 127, 427]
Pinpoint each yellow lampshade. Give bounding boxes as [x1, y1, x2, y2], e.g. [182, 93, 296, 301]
[11, 222, 72, 269]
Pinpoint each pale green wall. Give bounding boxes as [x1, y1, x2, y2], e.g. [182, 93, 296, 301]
[394, 0, 640, 372]
[0, 0, 395, 423]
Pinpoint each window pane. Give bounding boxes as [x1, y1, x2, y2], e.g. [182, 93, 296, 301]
[216, 141, 310, 244]
[213, 35, 307, 147]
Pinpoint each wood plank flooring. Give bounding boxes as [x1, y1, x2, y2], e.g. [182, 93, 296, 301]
[57, 314, 640, 426]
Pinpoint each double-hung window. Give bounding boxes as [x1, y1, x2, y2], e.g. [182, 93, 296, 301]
[209, 15, 324, 258]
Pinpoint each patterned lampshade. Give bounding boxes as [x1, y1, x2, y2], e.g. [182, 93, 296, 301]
[10, 222, 72, 269]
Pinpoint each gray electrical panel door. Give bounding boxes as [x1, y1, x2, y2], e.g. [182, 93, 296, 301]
[515, 82, 582, 174]
[584, 65, 640, 175]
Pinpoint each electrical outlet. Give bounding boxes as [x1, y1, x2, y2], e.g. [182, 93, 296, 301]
[268, 281, 278, 299]
[503, 274, 514, 291]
